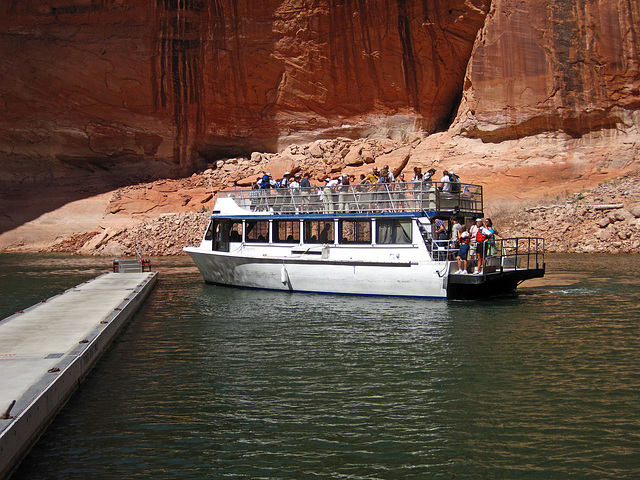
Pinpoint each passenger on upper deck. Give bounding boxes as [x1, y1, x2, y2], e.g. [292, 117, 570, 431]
[299, 173, 312, 213]
[323, 176, 339, 214]
[366, 166, 380, 184]
[277, 172, 290, 188]
[358, 173, 369, 189]
[338, 173, 351, 213]
[290, 174, 300, 190]
[423, 168, 436, 187]
[440, 171, 452, 193]
[396, 173, 407, 209]
[259, 173, 271, 189]
[449, 171, 460, 194]
[376, 169, 392, 210]
[384, 164, 395, 182]
[250, 178, 261, 209]
[365, 167, 380, 210]
[300, 173, 312, 188]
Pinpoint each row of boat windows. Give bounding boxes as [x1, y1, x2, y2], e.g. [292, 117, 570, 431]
[205, 218, 413, 251]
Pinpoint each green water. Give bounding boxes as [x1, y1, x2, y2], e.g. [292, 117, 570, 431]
[2, 253, 640, 479]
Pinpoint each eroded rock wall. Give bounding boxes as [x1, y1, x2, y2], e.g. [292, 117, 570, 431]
[0, 0, 489, 189]
[455, 0, 640, 142]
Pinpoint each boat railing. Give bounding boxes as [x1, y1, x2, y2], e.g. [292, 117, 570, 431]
[218, 181, 483, 215]
[430, 236, 545, 271]
[486, 237, 545, 272]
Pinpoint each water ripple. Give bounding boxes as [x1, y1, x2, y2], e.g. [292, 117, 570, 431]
[7, 254, 640, 479]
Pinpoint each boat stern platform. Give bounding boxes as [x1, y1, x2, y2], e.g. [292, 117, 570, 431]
[445, 237, 545, 300]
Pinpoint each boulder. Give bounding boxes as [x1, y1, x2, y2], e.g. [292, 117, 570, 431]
[373, 146, 412, 178]
[598, 217, 611, 228]
[614, 209, 633, 222]
[344, 146, 364, 166]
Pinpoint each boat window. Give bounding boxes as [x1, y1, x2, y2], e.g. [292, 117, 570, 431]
[211, 220, 230, 252]
[273, 220, 300, 243]
[339, 219, 371, 244]
[304, 220, 334, 244]
[245, 220, 270, 243]
[376, 219, 412, 244]
[204, 221, 214, 241]
[229, 222, 242, 242]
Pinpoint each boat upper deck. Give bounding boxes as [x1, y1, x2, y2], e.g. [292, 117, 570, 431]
[217, 181, 483, 218]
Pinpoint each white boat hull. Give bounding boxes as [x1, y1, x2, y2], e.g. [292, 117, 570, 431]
[185, 247, 449, 299]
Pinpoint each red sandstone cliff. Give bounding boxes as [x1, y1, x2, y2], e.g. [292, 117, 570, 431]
[0, 0, 488, 182]
[457, 0, 640, 140]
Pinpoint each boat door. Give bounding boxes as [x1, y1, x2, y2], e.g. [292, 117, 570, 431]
[210, 219, 231, 252]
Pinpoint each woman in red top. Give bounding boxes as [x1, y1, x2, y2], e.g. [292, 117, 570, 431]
[475, 221, 493, 274]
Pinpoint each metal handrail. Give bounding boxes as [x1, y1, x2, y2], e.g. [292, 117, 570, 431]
[219, 181, 483, 215]
[484, 237, 545, 272]
[430, 236, 545, 270]
[134, 240, 144, 263]
[133, 241, 152, 271]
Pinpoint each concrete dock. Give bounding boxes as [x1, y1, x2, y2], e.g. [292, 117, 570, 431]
[0, 271, 158, 479]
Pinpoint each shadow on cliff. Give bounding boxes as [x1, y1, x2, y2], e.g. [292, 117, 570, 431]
[0, 164, 180, 236]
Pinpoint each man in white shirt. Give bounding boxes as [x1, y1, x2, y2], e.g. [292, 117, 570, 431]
[323, 177, 339, 213]
[440, 170, 452, 193]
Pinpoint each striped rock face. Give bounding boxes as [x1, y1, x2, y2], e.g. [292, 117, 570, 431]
[0, 0, 488, 181]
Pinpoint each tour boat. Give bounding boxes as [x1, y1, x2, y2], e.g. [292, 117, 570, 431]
[184, 181, 545, 299]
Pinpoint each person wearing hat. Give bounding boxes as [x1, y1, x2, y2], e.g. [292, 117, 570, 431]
[278, 172, 290, 189]
[422, 168, 437, 209]
[290, 174, 301, 190]
[430, 216, 448, 261]
[263, 173, 276, 188]
[423, 168, 436, 187]
[468, 218, 481, 271]
[298, 173, 312, 212]
[448, 170, 460, 194]
[470, 218, 492, 274]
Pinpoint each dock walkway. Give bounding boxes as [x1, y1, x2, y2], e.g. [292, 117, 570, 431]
[0, 271, 158, 479]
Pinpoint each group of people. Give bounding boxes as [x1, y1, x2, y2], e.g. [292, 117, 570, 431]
[254, 171, 313, 190]
[431, 216, 498, 274]
[412, 167, 461, 193]
[453, 217, 498, 275]
[252, 165, 456, 192]
[249, 166, 467, 213]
